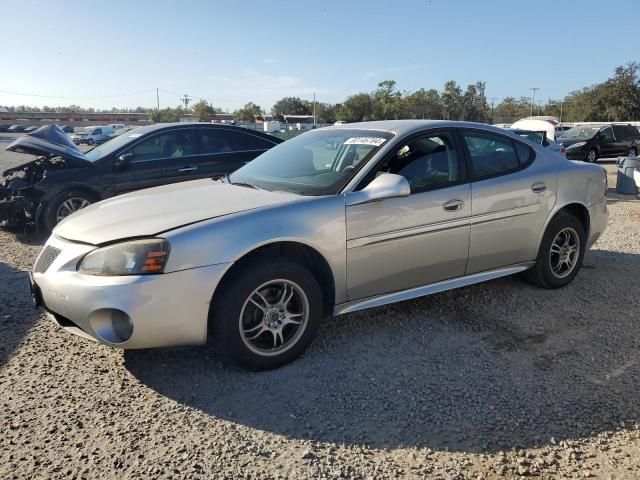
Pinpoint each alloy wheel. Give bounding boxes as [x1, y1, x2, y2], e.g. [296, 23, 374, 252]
[549, 227, 580, 279]
[239, 279, 309, 356]
[587, 150, 597, 163]
[56, 197, 91, 222]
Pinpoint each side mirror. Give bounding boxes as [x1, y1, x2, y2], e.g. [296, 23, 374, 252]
[346, 173, 411, 206]
[117, 152, 133, 164]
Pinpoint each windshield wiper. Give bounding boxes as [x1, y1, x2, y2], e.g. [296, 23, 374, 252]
[232, 181, 267, 190]
[217, 174, 267, 190]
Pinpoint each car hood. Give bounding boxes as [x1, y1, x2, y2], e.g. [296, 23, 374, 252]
[53, 179, 302, 245]
[5, 124, 91, 167]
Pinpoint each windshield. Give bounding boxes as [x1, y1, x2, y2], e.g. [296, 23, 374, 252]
[559, 126, 600, 139]
[228, 129, 393, 195]
[84, 127, 145, 161]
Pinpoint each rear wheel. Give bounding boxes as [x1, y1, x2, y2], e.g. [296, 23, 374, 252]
[42, 190, 97, 232]
[210, 258, 324, 370]
[629, 147, 638, 157]
[586, 148, 598, 163]
[524, 212, 586, 289]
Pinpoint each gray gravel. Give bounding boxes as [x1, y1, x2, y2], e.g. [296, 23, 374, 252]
[1, 139, 639, 479]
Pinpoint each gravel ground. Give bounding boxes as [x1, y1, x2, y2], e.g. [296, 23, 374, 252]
[1, 140, 640, 479]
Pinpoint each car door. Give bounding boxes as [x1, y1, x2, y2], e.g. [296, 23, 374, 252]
[345, 130, 471, 300]
[461, 129, 557, 274]
[597, 126, 616, 157]
[114, 129, 199, 194]
[195, 128, 278, 178]
[611, 125, 629, 156]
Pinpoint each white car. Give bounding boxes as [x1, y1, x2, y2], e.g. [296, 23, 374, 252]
[71, 126, 115, 145]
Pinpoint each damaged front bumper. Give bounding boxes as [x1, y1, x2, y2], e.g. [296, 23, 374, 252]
[0, 183, 37, 226]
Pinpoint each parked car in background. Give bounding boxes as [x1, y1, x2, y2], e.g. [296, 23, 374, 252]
[0, 124, 11, 132]
[557, 124, 640, 162]
[7, 125, 27, 133]
[107, 123, 126, 131]
[60, 125, 75, 133]
[29, 120, 608, 370]
[1, 123, 282, 230]
[108, 126, 135, 139]
[23, 126, 39, 133]
[511, 117, 564, 141]
[71, 126, 115, 145]
[509, 129, 565, 157]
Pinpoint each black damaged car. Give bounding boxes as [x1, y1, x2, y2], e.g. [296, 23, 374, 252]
[1, 123, 282, 231]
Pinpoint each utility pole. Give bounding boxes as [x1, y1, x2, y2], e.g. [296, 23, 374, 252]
[313, 92, 316, 126]
[156, 88, 160, 110]
[488, 97, 497, 124]
[181, 94, 192, 109]
[529, 87, 540, 117]
[538, 100, 543, 116]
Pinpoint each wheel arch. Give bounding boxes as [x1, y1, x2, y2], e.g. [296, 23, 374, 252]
[36, 186, 102, 230]
[210, 241, 336, 321]
[536, 202, 590, 256]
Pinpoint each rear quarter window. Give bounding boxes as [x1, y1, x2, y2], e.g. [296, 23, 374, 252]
[514, 140, 535, 166]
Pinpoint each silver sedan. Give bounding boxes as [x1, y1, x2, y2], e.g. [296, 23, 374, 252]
[30, 120, 608, 369]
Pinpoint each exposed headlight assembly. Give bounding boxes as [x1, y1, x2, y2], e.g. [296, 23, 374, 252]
[566, 141, 586, 149]
[78, 238, 170, 276]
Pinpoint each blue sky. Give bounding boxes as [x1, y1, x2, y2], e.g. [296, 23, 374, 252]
[1, 0, 638, 111]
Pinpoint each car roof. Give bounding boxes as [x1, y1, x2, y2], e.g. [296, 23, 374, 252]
[126, 122, 280, 140]
[325, 119, 511, 137]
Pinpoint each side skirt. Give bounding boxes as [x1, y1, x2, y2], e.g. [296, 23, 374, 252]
[333, 262, 535, 316]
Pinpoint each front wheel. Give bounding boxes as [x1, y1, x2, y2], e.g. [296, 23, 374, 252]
[586, 148, 598, 163]
[629, 147, 638, 157]
[87, 138, 95, 145]
[210, 259, 324, 370]
[524, 212, 586, 289]
[42, 190, 96, 232]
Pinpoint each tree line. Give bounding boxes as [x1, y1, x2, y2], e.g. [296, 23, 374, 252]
[4, 62, 640, 124]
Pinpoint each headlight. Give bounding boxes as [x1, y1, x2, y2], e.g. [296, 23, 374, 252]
[78, 238, 170, 276]
[566, 141, 586, 149]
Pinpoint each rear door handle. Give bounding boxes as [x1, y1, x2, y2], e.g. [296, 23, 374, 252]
[178, 166, 198, 172]
[531, 182, 547, 193]
[443, 199, 464, 212]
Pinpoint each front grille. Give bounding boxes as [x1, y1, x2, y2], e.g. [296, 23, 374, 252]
[34, 245, 61, 273]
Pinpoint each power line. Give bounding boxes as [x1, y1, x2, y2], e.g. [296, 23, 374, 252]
[0, 88, 156, 99]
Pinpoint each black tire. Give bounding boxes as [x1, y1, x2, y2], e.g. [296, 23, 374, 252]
[87, 138, 95, 145]
[41, 190, 97, 232]
[630, 147, 638, 157]
[524, 212, 586, 289]
[585, 148, 598, 163]
[210, 258, 324, 370]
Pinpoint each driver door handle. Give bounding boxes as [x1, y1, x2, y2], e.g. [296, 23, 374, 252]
[443, 199, 464, 212]
[178, 166, 198, 172]
[531, 181, 546, 193]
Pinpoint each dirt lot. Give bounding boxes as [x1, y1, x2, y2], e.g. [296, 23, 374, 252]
[1, 138, 639, 479]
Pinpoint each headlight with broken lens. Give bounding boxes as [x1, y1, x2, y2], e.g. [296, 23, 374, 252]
[78, 238, 170, 276]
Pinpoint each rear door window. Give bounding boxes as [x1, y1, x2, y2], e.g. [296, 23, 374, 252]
[200, 128, 276, 154]
[461, 130, 520, 179]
